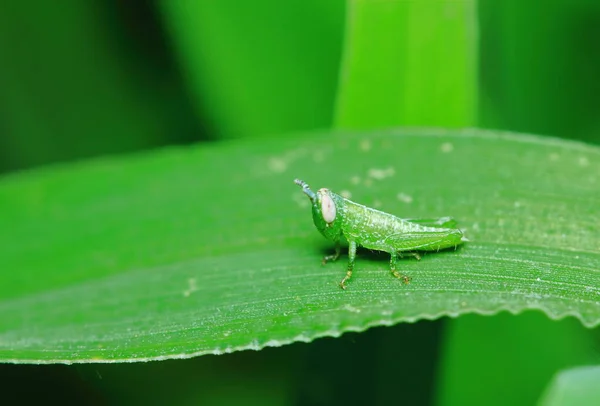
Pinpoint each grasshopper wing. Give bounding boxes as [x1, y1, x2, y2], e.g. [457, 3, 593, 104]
[403, 216, 458, 229]
[383, 228, 463, 252]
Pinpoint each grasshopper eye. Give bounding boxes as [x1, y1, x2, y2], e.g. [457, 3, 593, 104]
[320, 192, 336, 223]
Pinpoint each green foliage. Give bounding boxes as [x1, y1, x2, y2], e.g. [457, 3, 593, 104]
[479, 0, 600, 143]
[1, 0, 600, 404]
[0, 2, 194, 172]
[438, 312, 600, 406]
[158, 0, 345, 139]
[539, 365, 600, 406]
[1, 128, 598, 364]
[335, 0, 477, 127]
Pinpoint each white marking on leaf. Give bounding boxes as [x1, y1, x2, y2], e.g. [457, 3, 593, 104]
[313, 150, 325, 162]
[268, 158, 287, 173]
[267, 148, 307, 173]
[292, 192, 310, 208]
[183, 278, 198, 297]
[342, 304, 361, 313]
[367, 167, 395, 180]
[440, 142, 454, 153]
[397, 192, 413, 203]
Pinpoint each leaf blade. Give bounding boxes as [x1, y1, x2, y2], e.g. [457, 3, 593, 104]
[1, 128, 599, 363]
[335, 0, 478, 127]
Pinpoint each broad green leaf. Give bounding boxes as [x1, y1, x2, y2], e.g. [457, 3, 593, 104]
[1, 128, 599, 364]
[335, 0, 478, 128]
[539, 365, 600, 406]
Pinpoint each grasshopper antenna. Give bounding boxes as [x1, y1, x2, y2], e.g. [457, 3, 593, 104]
[294, 179, 316, 202]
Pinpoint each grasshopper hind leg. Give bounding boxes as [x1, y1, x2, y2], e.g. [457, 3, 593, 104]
[390, 252, 413, 284]
[399, 251, 421, 261]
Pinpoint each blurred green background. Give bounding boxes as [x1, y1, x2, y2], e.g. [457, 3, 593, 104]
[1, 0, 599, 404]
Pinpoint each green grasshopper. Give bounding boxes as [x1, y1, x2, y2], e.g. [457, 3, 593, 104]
[294, 179, 466, 289]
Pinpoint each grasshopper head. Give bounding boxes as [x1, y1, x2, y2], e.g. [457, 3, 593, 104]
[294, 179, 344, 241]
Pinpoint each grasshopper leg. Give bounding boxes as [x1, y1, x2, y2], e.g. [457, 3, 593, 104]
[322, 242, 341, 265]
[339, 241, 357, 290]
[390, 252, 412, 284]
[398, 251, 421, 261]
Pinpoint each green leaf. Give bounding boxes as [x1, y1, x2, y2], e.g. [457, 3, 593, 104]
[478, 0, 600, 144]
[539, 365, 600, 406]
[0, 2, 185, 171]
[436, 312, 599, 406]
[157, 0, 345, 138]
[1, 128, 599, 364]
[335, 0, 478, 128]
